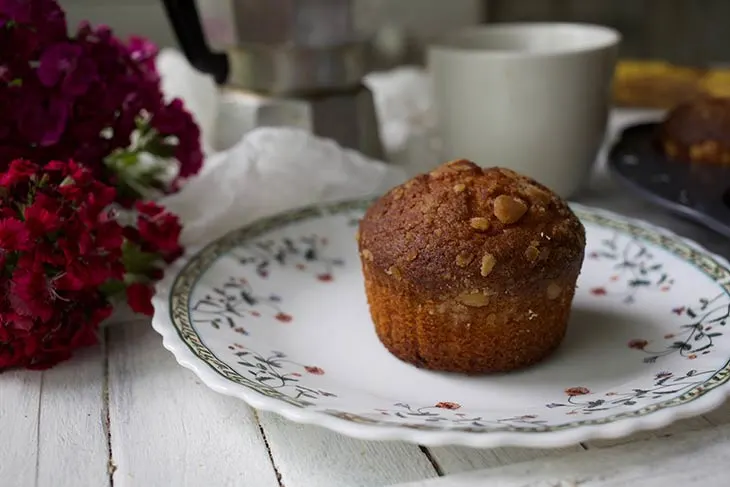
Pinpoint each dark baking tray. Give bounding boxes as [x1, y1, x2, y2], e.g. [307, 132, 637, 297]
[607, 122, 730, 238]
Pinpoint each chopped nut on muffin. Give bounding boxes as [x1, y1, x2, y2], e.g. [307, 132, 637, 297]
[357, 159, 586, 374]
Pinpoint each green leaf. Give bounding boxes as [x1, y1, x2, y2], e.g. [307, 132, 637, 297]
[122, 240, 161, 276]
[99, 279, 127, 297]
[144, 139, 177, 159]
[8, 78, 22, 87]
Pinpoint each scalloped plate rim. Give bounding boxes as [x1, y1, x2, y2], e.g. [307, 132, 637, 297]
[150, 200, 730, 448]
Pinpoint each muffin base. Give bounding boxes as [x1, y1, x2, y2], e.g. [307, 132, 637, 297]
[362, 264, 580, 374]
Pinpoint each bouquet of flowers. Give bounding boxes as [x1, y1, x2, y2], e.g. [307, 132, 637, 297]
[0, 0, 203, 369]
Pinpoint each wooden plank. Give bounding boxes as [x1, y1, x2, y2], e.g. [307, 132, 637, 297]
[35, 345, 110, 487]
[388, 424, 730, 487]
[257, 411, 438, 487]
[106, 319, 280, 487]
[0, 370, 42, 487]
[425, 444, 584, 476]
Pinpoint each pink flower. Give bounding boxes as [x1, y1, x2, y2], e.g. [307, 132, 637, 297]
[305, 366, 324, 375]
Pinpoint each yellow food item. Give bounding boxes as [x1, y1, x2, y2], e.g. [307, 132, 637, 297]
[613, 59, 730, 108]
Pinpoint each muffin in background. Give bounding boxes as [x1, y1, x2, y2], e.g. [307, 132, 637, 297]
[657, 95, 730, 164]
[357, 160, 586, 374]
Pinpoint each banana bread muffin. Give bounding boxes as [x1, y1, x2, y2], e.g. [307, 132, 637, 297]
[357, 159, 586, 374]
[657, 95, 730, 164]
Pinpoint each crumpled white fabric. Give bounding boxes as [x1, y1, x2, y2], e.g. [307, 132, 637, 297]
[160, 127, 406, 247]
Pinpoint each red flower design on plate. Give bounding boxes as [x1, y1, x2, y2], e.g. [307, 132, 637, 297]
[435, 401, 461, 410]
[565, 387, 590, 396]
[664, 333, 675, 339]
[305, 366, 324, 375]
[275, 313, 292, 323]
[688, 354, 697, 360]
[317, 273, 333, 282]
[628, 339, 648, 350]
[672, 307, 685, 315]
[590, 287, 607, 296]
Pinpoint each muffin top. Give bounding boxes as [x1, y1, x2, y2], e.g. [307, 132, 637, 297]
[358, 159, 585, 298]
[658, 95, 730, 163]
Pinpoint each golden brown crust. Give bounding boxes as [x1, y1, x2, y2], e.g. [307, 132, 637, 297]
[658, 96, 730, 164]
[362, 256, 580, 373]
[357, 159, 586, 374]
[357, 160, 585, 299]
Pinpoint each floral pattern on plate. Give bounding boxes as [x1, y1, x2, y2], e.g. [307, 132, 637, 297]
[153, 200, 730, 445]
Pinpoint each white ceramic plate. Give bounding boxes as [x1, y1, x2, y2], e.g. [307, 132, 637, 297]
[151, 200, 730, 448]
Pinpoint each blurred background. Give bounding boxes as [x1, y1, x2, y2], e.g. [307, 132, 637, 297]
[60, 0, 730, 69]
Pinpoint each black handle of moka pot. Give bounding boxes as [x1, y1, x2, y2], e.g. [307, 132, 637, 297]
[161, 0, 229, 84]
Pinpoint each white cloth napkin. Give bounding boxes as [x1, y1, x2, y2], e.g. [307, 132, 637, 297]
[155, 49, 423, 248]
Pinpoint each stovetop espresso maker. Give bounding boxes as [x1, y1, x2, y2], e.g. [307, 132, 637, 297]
[161, 0, 384, 160]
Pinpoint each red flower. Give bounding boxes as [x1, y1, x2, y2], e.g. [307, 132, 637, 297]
[0, 218, 32, 251]
[590, 287, 607, 296]
[304, 366, 324, 375]
[317, 273, 333, 282]
[435, 401, 461, 410]
[9, 267, 54, 322]
[0, 159, 38, 187]
[126, 283, 155, 316]
[565, 387, 590, 396]
[628, 339, 648, 350]
[672, 307, 685, 315]
[24, 201, 63, 236]
[136, 202, 183, 255]
[0, 158, 185, 370]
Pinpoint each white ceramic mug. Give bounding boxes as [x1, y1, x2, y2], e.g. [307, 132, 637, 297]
[427, 23, 620, 198]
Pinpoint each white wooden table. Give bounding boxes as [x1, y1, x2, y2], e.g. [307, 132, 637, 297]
[3, 110, 730, 487]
